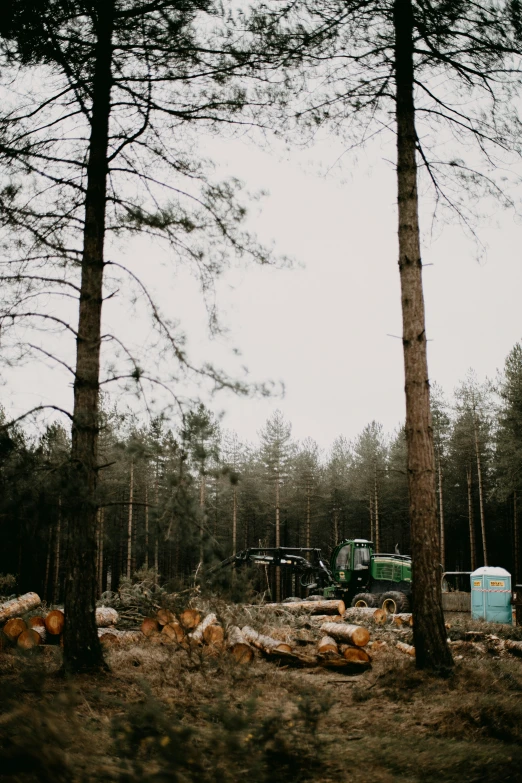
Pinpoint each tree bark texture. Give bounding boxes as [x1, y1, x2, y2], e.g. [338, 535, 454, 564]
[275, 471, 281, 602]
[145, 484, 149, 569]
[127, 461, 134, 578]
[393, 0, 453, 670]
[515, 491, 519, 583]
[473, 410, 488, 565]
[374, 464, 380, 552]
[232, 487, 237, 556]
[306, 480, 311, 549]
[0, 592, 41, 623]
[53, 497, 61, 604]
[467, 465, 476, 571]
[63, 1, 114, 673]
[438, 453, 445, 570]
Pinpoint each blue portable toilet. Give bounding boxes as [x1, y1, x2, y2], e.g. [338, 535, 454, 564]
[471, 567, 512, 624]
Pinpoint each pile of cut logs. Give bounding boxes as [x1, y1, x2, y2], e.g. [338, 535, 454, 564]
[104, 603, 376, 670]
[4, 591, 519, 667]
[0, 592, 119, 650]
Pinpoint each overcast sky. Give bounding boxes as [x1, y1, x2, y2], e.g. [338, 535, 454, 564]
[3, 131, 521, 451]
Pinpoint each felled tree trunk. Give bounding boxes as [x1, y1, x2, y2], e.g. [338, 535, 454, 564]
[343, 607, 387, 625]
[320, 622, 370, 647]
[241, 626, 292, 653]
[3, 618, 27, 641]
[156, 609, 176, 626]
[397, 641, 416, 656]
[190, 613, 217, 643]
[264, 600, 345, 615]
[161, 622, 185, 643]
[179, 609, 201, 631]
[318, 636, 338, 655]
[17, 629, 42, 650]
[227, 626, 255, 663]
[45, 610, 65, 635]
[505, 639, 522, 656]
[204, 624, 225, 646]
[95, 607, 119, 627]
[341, 645, 371, 663]
[391, 613, 413, 627]
[99, 629, 143, 645]
[141, 618, 160, 637]
[0, 592, 41, 623]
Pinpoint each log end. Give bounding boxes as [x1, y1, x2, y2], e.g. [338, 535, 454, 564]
[45, 610, 65, 635]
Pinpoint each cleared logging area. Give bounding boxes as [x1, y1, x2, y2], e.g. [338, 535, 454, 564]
[1, 594, 522, 782]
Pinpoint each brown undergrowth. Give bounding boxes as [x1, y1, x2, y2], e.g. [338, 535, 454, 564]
[1, 620, 522, 783]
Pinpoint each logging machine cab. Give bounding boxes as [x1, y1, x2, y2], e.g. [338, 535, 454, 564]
[331, 539, 372, 587]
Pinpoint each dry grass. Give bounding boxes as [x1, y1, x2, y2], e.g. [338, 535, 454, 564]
[1, 614, 522, 782]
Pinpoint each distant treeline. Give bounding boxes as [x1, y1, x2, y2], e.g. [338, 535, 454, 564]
[1, 341, 521, 599]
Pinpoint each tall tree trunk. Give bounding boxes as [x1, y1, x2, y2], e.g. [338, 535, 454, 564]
[154, 464, 159, 583]
[232, 487, 237, 555]
[145, 484, 149, 569]
[374, 465, 380, 552]
[393, 0, 453, 671]
[127, 461, 134, 579]
[53, 497, 61, 604]
[514, 490, 519, 584]
[333, 505, 339, 545]
[437, 452, 445, 570]
[275, 471, 281, 602]
[98, 507, 104, 596]
[467, 464, 476, 571]
[63, 1, 114, 673]
[473, 409, 488, 565]
[44, 526, 52, 602]
[369, 493, 374, 543]
[95, 508, 101, 593]
[306, 480, 311, 549]
[199, 474, 205, 565]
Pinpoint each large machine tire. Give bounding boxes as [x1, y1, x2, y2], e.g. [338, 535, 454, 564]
[380, 591, 410, 614]
[350, 593, 378, 608]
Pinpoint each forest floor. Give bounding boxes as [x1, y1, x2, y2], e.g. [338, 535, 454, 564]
[1, 611, 522, 783]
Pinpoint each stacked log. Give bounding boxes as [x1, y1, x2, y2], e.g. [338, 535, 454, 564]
[203, 623, 225, 647]
[341, 645, 371, 663]
[227, 626, 255, 663]
[179, 609, 201, 631]
[157, 608, 176, 626]
[140, 617, 160, 637]
[28, 617, 47, 643]
[99, 629, 143, 645]
[0, 593, 41, 623]
[190, 613, 217, 643]
[95, 607, 119, 627]
[396, 641, 415, 656]
[320, 622, 370, 648]
[45, 610, 65, 636]
[4, 618, 27, 641]
[391, 613, 413, 628]
[343, 607, 387, 625]
[263, 600, 345, 615]
[17, 629, 42, 650]
[161, 622, 185, 643]
[241, 626, 292, 654]
[317, 636, 338, 655]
